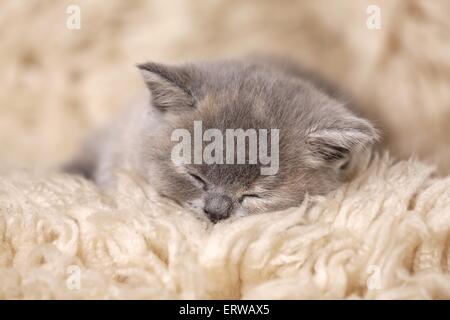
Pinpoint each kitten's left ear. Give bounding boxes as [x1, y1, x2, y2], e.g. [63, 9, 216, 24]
[305, 115, 379, 169]
[137, 62, 194, 112]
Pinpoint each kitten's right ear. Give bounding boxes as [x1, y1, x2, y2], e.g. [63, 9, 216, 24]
[137, 62, 194, 112]
[305, 115, 379, 169]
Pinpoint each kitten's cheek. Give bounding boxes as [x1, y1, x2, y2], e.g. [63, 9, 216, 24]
[185, 198, 206, 216]
[234, 206, 249, 217]
[240, 199, 270, 215]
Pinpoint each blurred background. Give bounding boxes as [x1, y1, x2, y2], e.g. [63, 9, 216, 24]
[0, 0, 449, 173]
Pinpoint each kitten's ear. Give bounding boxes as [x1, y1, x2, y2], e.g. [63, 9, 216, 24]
[137, 62, 194, 112]
[305, 115, 379, 168]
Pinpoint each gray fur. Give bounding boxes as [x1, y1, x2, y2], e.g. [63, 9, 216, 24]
[66, 58, 379, 222]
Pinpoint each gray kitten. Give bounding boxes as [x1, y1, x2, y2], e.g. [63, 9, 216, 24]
[66, 58, 378, 222]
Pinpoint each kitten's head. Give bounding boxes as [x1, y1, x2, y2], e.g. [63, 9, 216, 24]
[136, 60, 378, 222]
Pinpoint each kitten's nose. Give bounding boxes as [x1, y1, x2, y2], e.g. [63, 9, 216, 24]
[204, 193, 233, 222]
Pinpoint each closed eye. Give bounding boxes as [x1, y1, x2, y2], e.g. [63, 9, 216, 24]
[188, 173, 207, 189]
[238, 194, 262, 204]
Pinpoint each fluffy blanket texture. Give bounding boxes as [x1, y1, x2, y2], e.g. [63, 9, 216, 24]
[0, 0, 450, 299]
[1, 154, 450, 299]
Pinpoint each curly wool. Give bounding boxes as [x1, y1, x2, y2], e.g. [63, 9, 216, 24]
[1, 154, 449, 299]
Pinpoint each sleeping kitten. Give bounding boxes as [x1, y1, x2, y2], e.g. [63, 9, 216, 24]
[66, 58, 378, 222]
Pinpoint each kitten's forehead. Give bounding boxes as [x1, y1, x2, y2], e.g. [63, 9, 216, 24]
[192, 163, 262, 189]
[193, 61, 294, 107]
[187, 61, 335, 128]
[199, 95, 268, 129]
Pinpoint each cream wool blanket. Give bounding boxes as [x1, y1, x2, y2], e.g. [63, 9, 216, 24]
[1, 154, 449, 299]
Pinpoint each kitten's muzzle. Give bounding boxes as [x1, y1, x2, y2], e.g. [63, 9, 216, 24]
[204, 193, 233, 222]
